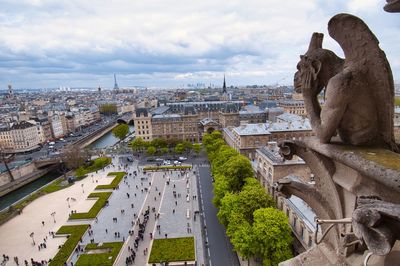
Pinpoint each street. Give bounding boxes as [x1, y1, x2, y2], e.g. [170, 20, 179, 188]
[197, 163, 240, 266]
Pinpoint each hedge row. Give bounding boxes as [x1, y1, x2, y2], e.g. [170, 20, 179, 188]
[149, 237, 195, 263]
[95, 172, 126, 190]
[69, 192, 112, 220]
[49, 224, 90, 266]
[75, 242, 124, 266]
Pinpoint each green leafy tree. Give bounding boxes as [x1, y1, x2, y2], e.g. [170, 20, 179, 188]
[99, 103, 117, 115]
[237, 182, 275, 222]
[230, 218, 255, 263]
[174, 143, 185, 154]
[151, 138, 167, 149]
[212, 145, 239, 175]
[212, 174, 230, 208]
[166, 138, 180, 148]
[130, 137, 146, 152]
[252, 208, 293, 266]
[182, 140, 193, 152]
[160, 147, 169, 155]
[112, 124, 129, 140]
[193, 143, 202, 155]
[221, 154, 254, 192]
[147, 146, 157, 156]
[217, 192, 240, 226]
[205, 138, 226, 156]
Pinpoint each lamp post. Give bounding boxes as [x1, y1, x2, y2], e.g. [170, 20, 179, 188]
[51, 211, 56, 223]
[66, 197, 70, 208]
[30, 232, 35, 245]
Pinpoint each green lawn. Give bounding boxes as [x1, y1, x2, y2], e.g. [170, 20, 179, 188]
[75, 242, 124, 266]
[143, 165, 192, 171]
[95, 172, 126, 190]
[69, 192, 112, 220]
[148, 237, 195, 263]
[49, 225, 90, 266]
[76, 157, 112, 178]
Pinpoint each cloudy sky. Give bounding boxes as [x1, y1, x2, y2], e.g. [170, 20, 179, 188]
[0, 0, 399, 89]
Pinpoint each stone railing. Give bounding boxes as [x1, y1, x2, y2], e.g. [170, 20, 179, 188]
[277, 136, 400, 265]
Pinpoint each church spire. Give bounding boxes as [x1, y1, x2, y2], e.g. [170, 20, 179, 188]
[222, 74, 227, 94]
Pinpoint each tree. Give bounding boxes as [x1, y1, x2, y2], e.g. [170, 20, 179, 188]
[166, 138, 180, 148]
[237, 182, 275, 222]
[182, 140, 193, 153]
[205, 138, 226, 156]
[60, 147, 91, 171]
[252, 208, 293, 266]
[217, 192, 240, 226]
[160, 147, 169, 155]
[202, 131, 223, 150]
[99, 103, 117, 115]
[229, 217, 255, 264]
[112, 124, 129, 140]
[221, 154, 254, 192]
[212, 145, 239, 175]
[212, 175, 230, 208]
[130, 137, 146, 152]
[174, 143, 185, 154]
[193, 143, 201, 155]
[151, 138, 167, 149]
[147, 146, 156, 156]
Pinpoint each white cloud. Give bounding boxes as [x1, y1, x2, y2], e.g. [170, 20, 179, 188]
[0, 0, 398, 88]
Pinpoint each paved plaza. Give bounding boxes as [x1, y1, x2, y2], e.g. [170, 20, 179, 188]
[0, 156, 205, 266]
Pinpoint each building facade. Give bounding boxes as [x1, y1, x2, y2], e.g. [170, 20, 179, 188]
[0, 121, 41, 152]
[223, 114, 313, 159]
[254, 142, 316, 253]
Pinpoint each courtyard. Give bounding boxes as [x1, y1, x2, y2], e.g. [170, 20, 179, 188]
[0, 155, 204, 266]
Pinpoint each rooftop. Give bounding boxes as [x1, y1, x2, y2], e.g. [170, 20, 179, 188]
[233, 123, 270, 136]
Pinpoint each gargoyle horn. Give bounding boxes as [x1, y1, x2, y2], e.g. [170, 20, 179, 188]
[306, 32, 324, 54]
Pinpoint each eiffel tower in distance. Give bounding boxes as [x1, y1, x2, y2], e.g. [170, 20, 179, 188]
[113, 74, 119, 92]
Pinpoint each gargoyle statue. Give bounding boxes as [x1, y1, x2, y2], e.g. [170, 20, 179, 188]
[294, 13, 399, 152]
[352, 196, 400, 255]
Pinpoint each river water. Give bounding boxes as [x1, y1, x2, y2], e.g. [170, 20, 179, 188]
[0, 124, 134, 211]
[88, 125, 134, 149]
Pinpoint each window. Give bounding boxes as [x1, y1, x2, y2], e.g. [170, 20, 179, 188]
[308, 236, 313, 247]
[300, 226, 304, 240]
[293, 217, 297, 229]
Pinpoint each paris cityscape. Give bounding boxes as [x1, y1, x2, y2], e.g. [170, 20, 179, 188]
[0, 1, 400, 266]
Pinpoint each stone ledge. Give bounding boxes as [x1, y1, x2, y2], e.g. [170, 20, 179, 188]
[296, 137, 400, 192]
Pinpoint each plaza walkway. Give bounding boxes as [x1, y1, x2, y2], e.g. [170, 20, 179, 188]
[0, 156, 205, 266]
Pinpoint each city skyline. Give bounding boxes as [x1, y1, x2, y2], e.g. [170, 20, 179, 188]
[0, 0, 399, 89]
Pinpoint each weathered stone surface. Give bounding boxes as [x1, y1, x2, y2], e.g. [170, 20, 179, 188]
[384, 0, 400, 12]
[352, 196, 400, 255]
[294, 14, 398, 152]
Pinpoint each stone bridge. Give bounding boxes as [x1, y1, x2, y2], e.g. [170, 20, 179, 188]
[33, 157, 61, 168]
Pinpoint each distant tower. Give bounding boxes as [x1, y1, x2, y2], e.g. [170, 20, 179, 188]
[221, 74, 229, 101]
[113, 74, 119, 91]
[222, 74, 227, 94]
[98, 86, 101, 92]
[7, 84, 13, 98]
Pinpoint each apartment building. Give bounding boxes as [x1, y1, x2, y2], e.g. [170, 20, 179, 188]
[254, 142, 316, 253]
[223, 113, 313, 159]
[0, 121, 41, 152]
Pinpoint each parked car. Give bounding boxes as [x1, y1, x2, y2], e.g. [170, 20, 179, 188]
[174, 160, 181, 165]
[163, 160, 171, 165]
[178, 156, 187, 161]
[127, 156, 134, 162]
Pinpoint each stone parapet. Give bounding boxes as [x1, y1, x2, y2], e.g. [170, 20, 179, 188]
[277, 137, 400, 265]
